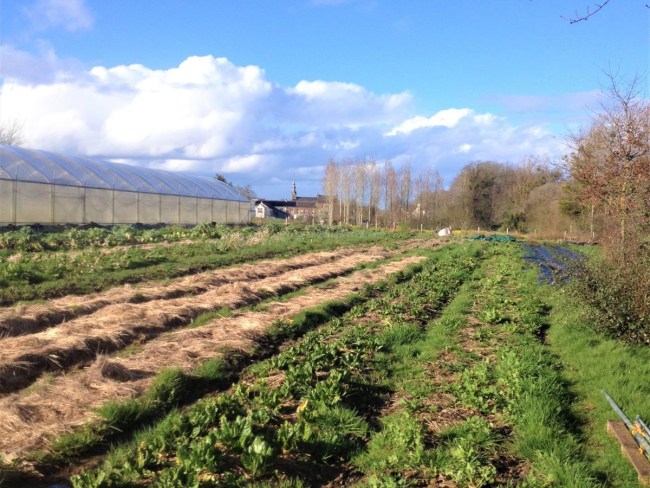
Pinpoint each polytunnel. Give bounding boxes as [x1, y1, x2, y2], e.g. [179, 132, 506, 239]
[0, 144, 251, 225]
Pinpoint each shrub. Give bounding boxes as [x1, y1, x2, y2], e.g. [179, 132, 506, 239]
[569, 256, 650, 345]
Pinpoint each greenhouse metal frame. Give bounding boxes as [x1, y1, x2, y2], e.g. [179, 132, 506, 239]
[0, 145, 251, 225]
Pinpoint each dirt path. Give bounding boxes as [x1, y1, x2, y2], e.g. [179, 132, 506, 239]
[0, 247, 396, 394]
[0, 255, 426, 463]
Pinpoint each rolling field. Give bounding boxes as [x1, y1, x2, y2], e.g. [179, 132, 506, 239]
[0, 227, 648, 487]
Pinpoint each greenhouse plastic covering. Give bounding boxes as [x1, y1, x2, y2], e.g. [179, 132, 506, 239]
[0, 145, 247, 202]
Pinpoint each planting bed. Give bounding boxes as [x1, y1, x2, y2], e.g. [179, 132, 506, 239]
[0, 233, 443, 482]
[0, 232, 643, 487]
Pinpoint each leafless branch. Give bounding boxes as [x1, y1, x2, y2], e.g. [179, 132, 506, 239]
[564, 0, 611, 23]
[0, 119, 25, 146]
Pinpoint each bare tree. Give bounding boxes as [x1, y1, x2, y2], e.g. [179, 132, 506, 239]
[566, 73, 650, 261]
[414, 165, 443, 228]
[0, 119, 25, 146]
[383, 161, 398, 227]
[235, 184, 256, 200]
[340, 159, 354, 225]
[354, 160, 368, 226]
[398, 161, 412, 218]
[367, 159, 381, 227]
[323, 159, 340, 226]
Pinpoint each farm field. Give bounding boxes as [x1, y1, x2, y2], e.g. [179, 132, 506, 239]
[0, 227, 649, 487]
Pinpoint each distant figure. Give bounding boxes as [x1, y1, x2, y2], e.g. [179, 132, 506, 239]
[437, 227, 452, 237]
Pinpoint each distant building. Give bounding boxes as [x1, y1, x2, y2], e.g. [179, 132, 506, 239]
[255, 181, 327, 222]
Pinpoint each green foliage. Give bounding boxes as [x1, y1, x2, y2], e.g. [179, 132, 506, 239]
[354, 411, 428, 475]
[379, 322, 424, 349]
[435, 416, 497, 488]
[545, 284, 650, 486]
[454, 359, 503, 414]
[42, 241, 613, 487]
[569, 255, 650, 344]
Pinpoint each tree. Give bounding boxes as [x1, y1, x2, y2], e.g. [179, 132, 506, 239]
[382, 161, 398, 227]
[398, 162, 412, 218]
[354, 160, 368, 226]
[367, 159, 381, 227]
[564, 73, 650, 344]
[322, 159, 340, 226]
[340, 159, 354, 225]
[235, 184, 256, 200]
[448, 161, 506, 229]
[566, 73, 650, 261]
[0, 119, 25, 146]
[413, 165, 444, 228]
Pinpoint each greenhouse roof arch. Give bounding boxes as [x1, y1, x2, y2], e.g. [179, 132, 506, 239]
[0, 145, 248, 202]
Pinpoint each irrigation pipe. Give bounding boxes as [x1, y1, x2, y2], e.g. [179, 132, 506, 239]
[602, 389, 650, 458]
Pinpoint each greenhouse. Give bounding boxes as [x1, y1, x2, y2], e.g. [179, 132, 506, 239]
[0, 145, 251, 226]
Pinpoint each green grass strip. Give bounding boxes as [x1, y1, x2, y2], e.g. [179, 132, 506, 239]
[545, 286, 650, 487]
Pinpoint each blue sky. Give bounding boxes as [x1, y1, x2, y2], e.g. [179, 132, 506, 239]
[1, 0, 648, 198]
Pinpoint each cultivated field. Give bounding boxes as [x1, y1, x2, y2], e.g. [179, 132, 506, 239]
[0, 225, 649, 487]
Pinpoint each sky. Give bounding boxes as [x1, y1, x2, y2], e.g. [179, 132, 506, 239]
[0, 0, 648, 199]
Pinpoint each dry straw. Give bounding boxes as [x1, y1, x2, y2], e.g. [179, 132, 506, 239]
[0, 248, 393, 394]
[0, 248, 363, 338]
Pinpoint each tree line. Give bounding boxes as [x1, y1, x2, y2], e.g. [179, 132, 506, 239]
[321, 157, 573, 237]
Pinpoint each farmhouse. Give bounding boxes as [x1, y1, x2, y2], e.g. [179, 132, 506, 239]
[255, 181, 327, 222]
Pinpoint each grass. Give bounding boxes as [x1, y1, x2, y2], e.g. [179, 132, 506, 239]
[545, 286, 650, 487]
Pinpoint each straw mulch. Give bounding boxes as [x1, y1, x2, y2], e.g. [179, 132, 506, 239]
[0, 255, 426, 464]
[0, 248, 368, 338]
[0, 248, 395, 394]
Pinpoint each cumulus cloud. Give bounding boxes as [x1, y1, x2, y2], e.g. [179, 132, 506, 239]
[386, 108, 473, 135]
[0, 53, 566, 197]
[24, 0, 94, 32]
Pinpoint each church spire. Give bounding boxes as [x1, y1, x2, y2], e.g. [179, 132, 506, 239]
[291, 180, 297, 201]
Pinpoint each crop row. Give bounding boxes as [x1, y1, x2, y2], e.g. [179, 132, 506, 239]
[440, 245, 596, 486]
[70, 243, 481, 487]
[0, 226, 408, 305]
[329, 243, 599, 486]
[0, 222, 366, 254]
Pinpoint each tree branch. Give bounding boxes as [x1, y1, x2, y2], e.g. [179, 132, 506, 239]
[564, 0, 611, 23]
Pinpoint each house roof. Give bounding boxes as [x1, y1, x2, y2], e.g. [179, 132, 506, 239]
[255, 199, 297, 208]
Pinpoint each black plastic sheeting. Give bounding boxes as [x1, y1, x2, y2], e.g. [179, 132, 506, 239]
[521, 243, 584, 285]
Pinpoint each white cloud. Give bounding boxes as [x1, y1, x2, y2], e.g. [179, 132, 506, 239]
[0, 43, 85, 83]
[25, 0, 94, 32]
[284, 80, 412, 128]
[386, 108, 473, 135]
[0, 53, 569, 198]
[221, 154, 268, 172]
